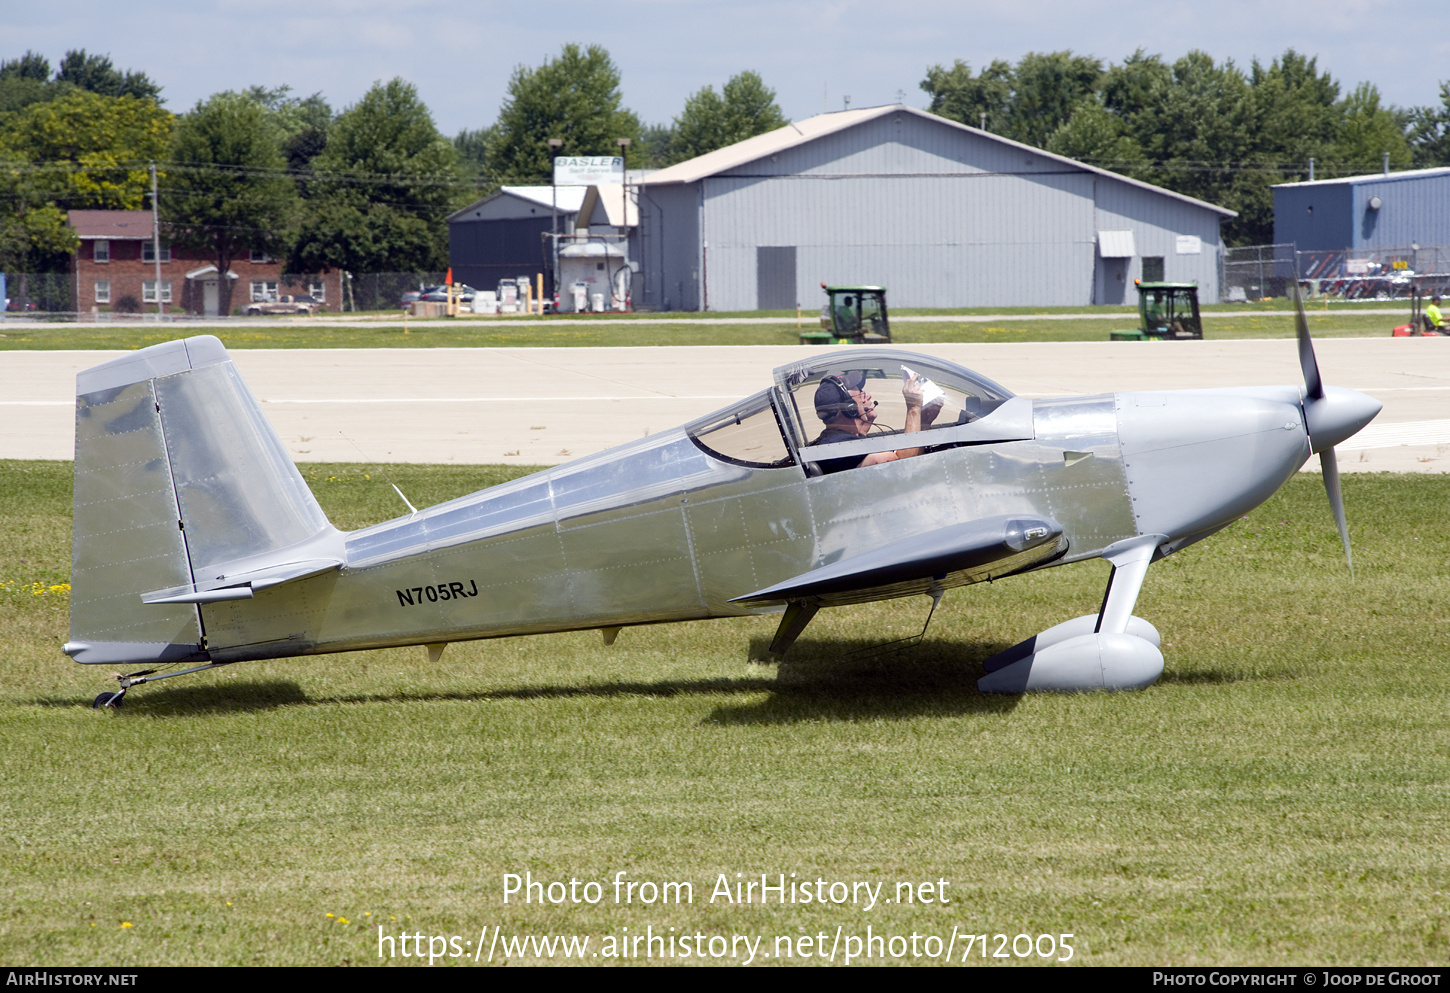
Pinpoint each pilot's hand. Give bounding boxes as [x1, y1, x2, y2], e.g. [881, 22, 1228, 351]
[902, 373, 923, 411]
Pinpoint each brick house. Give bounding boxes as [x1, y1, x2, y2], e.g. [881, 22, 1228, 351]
[68, 210, 342, 316]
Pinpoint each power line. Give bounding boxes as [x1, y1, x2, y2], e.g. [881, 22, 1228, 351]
[0, 158, 509, 190]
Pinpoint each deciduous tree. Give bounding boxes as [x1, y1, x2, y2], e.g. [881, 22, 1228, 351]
[163, 93, 296, 315]
[920, 58, 1012, 133]
[1045, 96, 1147, 180]
[291, 78, 460, 274]
[485, 44, 641, 180]
[11, 90, 170, 209]
[56, 49, 161, 102]
[1329, 83, 1411, 174]
[1007, 52, 1103, 148]
[0, 51, 52, 113]
[669, 71, 786, 163]
[1405, 84, 1450, 167]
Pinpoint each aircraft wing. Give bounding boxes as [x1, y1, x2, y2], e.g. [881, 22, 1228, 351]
[730, 514, 1065, 608]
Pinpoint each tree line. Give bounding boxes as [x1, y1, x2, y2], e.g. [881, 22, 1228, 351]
[4, 43, 1450, 298]
[921, 49, 1435, 244]
[0, 43, 789, 308]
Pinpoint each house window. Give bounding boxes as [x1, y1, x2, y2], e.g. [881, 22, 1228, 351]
[142, 280, 172, 304]
[249, 250, 275, 264]
[308, 281, 325, 302]
[141, 242, 172, 263]
[94, 280, 111, 303]
[93, 240, 110, 263]
[250, 280, 278, 302]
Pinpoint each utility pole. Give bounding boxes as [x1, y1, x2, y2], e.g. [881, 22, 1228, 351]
[617, 137, 631, 311]
[150, 162, 164, 318]
[548, 138, 563, 311]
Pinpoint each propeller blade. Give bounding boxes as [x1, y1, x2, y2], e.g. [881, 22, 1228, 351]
[1295, 281, 1358, 575]
[1320, 447, 1353, 578]
[1293, 279, 1324, 401]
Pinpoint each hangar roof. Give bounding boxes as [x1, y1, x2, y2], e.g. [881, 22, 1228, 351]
[1273, 166, 1450, 189]
[639, 104, 1235, 218]
[449, 186, 588, 223]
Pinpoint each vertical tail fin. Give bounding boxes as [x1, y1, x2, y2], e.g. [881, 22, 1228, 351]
[66, 335, 338, 665]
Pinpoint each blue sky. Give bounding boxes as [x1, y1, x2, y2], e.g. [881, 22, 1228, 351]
[5, 0, 1444, 136]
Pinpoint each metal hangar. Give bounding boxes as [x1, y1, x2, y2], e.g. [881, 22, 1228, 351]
[633, 105, 1234, 311]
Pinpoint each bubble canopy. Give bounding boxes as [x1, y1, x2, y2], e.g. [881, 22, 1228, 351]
[774, 349, 1014, 444]
[686, 349, 1017, 469]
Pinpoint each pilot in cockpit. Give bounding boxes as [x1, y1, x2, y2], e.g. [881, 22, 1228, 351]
[810, 370, 940, 473]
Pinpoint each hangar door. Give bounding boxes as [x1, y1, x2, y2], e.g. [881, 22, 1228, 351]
[757, 246, 797, 310]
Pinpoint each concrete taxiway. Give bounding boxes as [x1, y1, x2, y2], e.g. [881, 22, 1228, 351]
[2, 338, 1445, 472]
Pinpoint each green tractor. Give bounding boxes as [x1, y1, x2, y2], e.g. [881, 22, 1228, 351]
[1110, 281, 1203, 341]
[801, 284, 892, 344]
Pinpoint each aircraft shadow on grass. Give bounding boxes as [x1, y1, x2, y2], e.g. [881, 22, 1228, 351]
[58, 640, 1285, 719]
[62, 635, 1019, 720]
[710, 636, 1022, 724]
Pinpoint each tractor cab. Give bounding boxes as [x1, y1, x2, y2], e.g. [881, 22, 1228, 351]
[803, 284, 891, 344]
[1110, 281, 1203, 341]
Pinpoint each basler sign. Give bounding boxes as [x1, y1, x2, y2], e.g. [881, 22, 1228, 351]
[553, 156, 624, 186]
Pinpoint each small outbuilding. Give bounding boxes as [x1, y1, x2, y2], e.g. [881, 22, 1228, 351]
[448, 184, 639, 304]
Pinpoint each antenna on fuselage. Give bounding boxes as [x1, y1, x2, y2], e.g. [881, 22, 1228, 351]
[338, 430, 419, 517]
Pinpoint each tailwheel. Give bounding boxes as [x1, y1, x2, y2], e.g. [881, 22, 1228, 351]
[92, 691, 123, 710]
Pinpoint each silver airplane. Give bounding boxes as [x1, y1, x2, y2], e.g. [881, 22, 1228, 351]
[68, 301, 1380, 706]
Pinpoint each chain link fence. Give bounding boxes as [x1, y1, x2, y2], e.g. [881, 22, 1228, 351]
[1223, 243, 1450, 301]
[344, 272, 447, 312]
[3, 272, 75, 314]
[1295, 246, 1450, 300]
[1221, 244, 1298, 301]
[2, 271, 452, 316]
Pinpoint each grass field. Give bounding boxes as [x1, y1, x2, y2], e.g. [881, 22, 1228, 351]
[0, 304, 1411, 351]
[2, 461, 1446, 966]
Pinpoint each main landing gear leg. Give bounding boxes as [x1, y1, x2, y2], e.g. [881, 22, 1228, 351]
[978, 534, 1167, 693]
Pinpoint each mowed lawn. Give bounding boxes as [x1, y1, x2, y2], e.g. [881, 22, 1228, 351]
[0, 306, 1411, 351]
[1, 461, 1446, 966]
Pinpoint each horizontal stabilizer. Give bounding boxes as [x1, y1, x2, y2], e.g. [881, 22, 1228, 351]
[731, 515, 1064, 607]
[141, 557, 343, 605]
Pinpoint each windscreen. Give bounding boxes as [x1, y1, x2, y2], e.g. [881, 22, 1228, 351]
[686, 390, 795, 468]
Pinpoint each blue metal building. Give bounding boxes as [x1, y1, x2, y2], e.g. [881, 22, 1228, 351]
[634, 105, 1235, 311]
[1273, 167, 1450, 252]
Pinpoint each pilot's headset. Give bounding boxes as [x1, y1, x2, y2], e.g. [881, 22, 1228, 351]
[813, 372, 873, 422]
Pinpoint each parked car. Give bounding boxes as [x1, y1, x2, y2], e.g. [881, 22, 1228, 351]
[399, 286, 443, 306]
[421, 283, 478, 303]
[244, 294, 319, 316]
